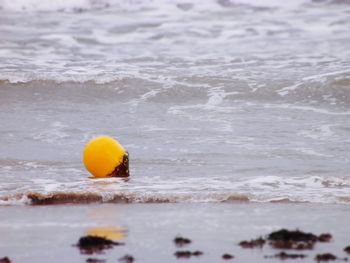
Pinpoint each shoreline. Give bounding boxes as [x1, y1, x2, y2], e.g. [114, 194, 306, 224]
[1, 188, 349, 206]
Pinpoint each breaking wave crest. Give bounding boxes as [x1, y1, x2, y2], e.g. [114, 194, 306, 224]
[1, 175, 350, 206]
[1, 172, 350, 206]
[1, 74, 350, 108]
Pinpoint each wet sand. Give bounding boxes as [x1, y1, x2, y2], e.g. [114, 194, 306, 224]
[0, 203, 349, 263]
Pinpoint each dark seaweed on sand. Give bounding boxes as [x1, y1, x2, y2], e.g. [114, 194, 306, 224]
[344, 246, 350, 255]
[0, 257, 11, 263]
[174, 236, 192, 247]
[239, 237, 265, 248]
[268, 229, 318, 242]
[86, 258, 106, 263]
[265, 251, 307, 259]
[192, 251, 203, 256]
[239, 229, 333, 251]
[315, 253, 337, 261]
[267, 229, 318, 250]
[75, 235, 124, 254]
[174, 250, 203, 258]
[118, 255, 134, 263]
[175, 251, 192, 259]
[318, 233, 332, 242]
[222, 253, 234, 260]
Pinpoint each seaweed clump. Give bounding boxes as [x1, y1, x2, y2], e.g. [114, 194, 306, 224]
[318, 234, 332, 242]
[86, 259, 106, 263]
[118, 255, 134, 263]
[239, 229, 333, 252]
[267, 229, 318, 250]
[344, 246, 350, 255]
[174, 251, 203, 259]
[174, 236, 192, 247]
[315, 253, 337, 262]
[222, 254, 234, 260]
[75, 235, 124, 254]
[265, 251, 307, 259]
[0, 257, 11, 263]
[239, 237, 265, 248]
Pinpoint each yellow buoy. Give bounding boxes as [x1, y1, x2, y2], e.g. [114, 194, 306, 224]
[83, 136, 129, 178]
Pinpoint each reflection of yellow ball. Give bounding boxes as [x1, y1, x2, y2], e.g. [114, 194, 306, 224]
[86, 227, 126, 241]
[83, 136, 126, 178]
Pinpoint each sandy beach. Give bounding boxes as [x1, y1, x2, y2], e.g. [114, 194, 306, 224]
[1, 203, 350, 262]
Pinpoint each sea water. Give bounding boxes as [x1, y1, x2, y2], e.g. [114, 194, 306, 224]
[0, 0, 350, 205]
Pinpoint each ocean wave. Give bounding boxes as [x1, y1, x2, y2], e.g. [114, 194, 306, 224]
[1, 0, 349, 110]
[2, 0, 349, 13]
[1, 72, 350, 108]
[1, 175, 350, 206]
[0, 191, 251, 205]
[0, 0, 112, 12]
[0, 191, 348, 206]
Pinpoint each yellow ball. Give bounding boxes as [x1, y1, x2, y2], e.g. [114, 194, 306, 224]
[83, 136, 127, 178]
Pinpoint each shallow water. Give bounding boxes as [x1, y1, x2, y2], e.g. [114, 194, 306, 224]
[0, 0, 350, 204]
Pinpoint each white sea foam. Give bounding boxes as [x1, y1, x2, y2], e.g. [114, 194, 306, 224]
[0, 195, 31, 206]
[1, 175, 350, 205]
[263, 104, 350, 115]
[298, 124, 335, 140]
[0, 0, 312, 12]
[296, 148, 333, 158]
[32, 121, 70, 143]
[0, 0, 110, 12]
